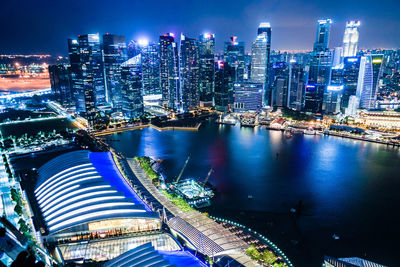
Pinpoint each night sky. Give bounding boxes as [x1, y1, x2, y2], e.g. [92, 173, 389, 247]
[1, 0, 399, 55]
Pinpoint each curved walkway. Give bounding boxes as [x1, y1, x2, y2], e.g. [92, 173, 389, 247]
[126, 158, 258, 267]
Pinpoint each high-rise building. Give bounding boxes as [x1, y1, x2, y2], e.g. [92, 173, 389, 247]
[270, 62, 289, 107]
[78, 34, 107, 107]
[49, 64, 73, 107]
[343, 21, 360, 58]
[199, 33, 215, 107]
[180, 34, 200, 111]
[67, 38, 85, 113]
[341, 56, 361, 112]
[214, 61, 234, 112]
[233, 82, 263, 112]
[305, 19, 333, 113]
[141, 42, 161, 96]
[251, 22, 272, 106]
[160, 33, 179, 110]
[356, 54, 384, 109]
[121, 55, 144, 119]
[323, 48, 345, 114]
[287, 60, 306, 110]
[313, 19, 332, 52]
[224, 37, 245, 82]
[103, 34, 128, 109]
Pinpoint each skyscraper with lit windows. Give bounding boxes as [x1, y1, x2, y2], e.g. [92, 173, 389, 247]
[251, 22, 271, 106]
[160, 33, 179, 110]
[199, 33, 215, 107]
[343, 21, 360, 58]
[224, 36, 245, 82]
[305, 19, 333, 113]
[179, 34, 200, 111]
[103, 34, 128, 109]
[141, 42, 160, 96]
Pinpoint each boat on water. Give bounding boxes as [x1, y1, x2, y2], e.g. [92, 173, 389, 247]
[303, 127, 316, 135]
[284, 129, 294, 138]
[216, 115, 237, 125]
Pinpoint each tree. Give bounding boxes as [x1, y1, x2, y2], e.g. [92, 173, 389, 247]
[261, 250, 277, 266]
[14, 204, 23, 216]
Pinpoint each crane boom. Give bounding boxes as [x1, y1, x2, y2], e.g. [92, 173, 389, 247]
[203, 168, 213, 185]
[175, 156, 190, 183]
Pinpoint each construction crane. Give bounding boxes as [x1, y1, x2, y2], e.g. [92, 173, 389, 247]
[175, 156, 190, 183]
[203, 168, 213, 185]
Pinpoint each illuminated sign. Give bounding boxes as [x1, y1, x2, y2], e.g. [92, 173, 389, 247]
[327, 85, 344, 91]
[346, 57, 359, 63]
[306, 84, 316, 89]
[372, 58, 382, 64]
[203, 33, 212, 39]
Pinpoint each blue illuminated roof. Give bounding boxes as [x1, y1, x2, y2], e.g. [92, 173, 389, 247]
[35, 150, 157, 235]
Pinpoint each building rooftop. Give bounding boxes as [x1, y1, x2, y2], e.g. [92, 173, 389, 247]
[34, 150, 157, 236]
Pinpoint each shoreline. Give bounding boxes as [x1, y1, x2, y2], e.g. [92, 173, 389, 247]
[93, 122, 201, 137]
[95, 120, 400, 148]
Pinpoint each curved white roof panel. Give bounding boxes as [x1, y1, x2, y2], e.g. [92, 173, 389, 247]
[35, 150, 157, 235]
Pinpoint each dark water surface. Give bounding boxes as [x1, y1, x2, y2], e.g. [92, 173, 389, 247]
[106, 121, 400, 266]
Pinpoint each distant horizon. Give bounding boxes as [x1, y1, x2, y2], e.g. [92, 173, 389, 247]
[1, 0, 400, 55]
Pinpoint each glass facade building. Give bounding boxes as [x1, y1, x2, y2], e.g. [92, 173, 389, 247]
[224, 37, 246, 82]
[199, 33, 215, 107]
[343, 21, 360, 58]
[233, 82, 263, 112]
[179, 34, 200, 111]
[103, 34, 128, 109]
[160, 33, 179, 110]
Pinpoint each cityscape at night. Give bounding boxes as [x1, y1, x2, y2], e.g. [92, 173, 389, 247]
[0, 1, 400, 266]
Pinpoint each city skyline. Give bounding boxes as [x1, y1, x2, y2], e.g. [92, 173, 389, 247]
[1, 0, 400, 55]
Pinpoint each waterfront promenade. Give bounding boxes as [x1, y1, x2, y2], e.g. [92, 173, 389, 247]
[126, 158, 258, 266]
[94, 123, 201, 137]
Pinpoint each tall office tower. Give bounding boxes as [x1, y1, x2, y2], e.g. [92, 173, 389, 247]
[67, 39, 85, 112]
[78, 34, 107, 107]
[214, 61, 234, 112]
[287, 60, 306, 110]
[127, 40, 142, 58]
[343, 21, 360, 58]
[356, 54, 384, 109]
[270, 62, 289, 107]
[120, 55, 144, 119]
[251, 22, 272, 106]
[305, 19, 333, 113]
[313, 19, 332, 52]
[141, 42, 161, 96]
[323, 48, 345, 114]
[224, 36, 245, 82]
[180, 34, 200, 111]
[198, 33, 215, 107]
[233, 82, 263, 113]
[244, 53, 252, 80]
[160, 33, 179, 110]
[341, 56, 361, 112]
[49, 64, 73, 107]
[103, 34, 128, 109]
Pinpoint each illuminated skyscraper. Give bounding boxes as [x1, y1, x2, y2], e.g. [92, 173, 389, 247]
[78, 33, 107, 107]
[179, 34, 200, 111]
[341, 56, 361, 112]
[199, 33, 215, 107]
[305, 19, 333, 113]
[141, 42, 160, 96]
[160, 33, 179, 110]
[67, 39, 85, 112]
[224, 36, 245, 82]
[214, 61, 234, 112]
[49, 64, 73, 107]
[342, 21, 360, 58]
[103, 34, 128, 109]
[313, 19, 332, 52]
[356, 54, 384, 109]
[121, 55, 144, 118]
[251, 22, 272, 106]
